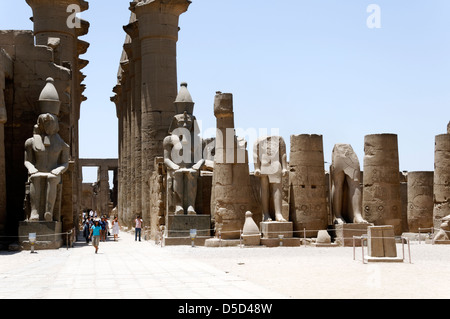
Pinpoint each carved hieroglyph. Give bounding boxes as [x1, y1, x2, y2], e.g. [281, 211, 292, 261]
[24, 78, 69, 222]
[330, 144, 367, 224]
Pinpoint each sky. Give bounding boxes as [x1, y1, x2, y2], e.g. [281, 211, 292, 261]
[1, 0, 450, 184]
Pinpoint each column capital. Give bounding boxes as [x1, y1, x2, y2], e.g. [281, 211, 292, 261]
[133, 0, 191, 16]
[26, 0, 88, 12]
[123, 21, 140, 40]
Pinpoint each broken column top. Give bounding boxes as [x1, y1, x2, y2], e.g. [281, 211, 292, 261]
[214, 92, 233, 118]
[447, 121, 450, 134]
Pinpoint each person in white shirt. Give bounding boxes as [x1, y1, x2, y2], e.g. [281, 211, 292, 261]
[135, 215, 143, 241]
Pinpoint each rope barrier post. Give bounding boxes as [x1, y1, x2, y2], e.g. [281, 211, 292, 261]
[407, 237, 412, 264]
[66, 232, 69, 250]
[361, 235, 366, 264]
[401, 236, 405, 262]
[279, 234, 284, 247]
[353, 236, 356, 260]
[240, 230, 243, 248]
[303, 228, 306, 247]
[219, 230, 222, 248]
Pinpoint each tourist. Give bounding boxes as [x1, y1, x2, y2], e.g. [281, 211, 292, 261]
[112, 216, 120, 241]
[82, 218, 90, 244]
[89, 219, 102, 254]
[135, 215, 143, 241]
[100, 217, 106, 242]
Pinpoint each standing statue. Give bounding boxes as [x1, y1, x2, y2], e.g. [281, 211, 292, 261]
[163, 83, 204, 215]
[24, 78, 69, 222]
[330, 144, 367, 224]
[253, 136, 289, 222]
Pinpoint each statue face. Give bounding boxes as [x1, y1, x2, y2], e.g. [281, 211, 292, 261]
[38, 113, 59, 135]
[175, 113, 193, 132]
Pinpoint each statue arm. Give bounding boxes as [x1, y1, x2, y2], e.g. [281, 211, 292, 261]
[192, 158, 206, 171]
[24, 139, 38, 175]
[163, 136, 180, 171]
[52, 141, 70, 176]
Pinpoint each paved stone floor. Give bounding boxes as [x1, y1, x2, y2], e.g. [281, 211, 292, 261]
[0, 231, 287, 300]
[1, 230, 450, 300]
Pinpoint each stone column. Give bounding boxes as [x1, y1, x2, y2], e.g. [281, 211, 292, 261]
[407, 171, 434, 233]
[124, 21, 143, 224]
[98, 165, 110, 216]
[121, 61, 132, 227]
[0, 69, 6, 234]
[362, 134, 403, 235]
[111, 85, 123, 222]
[123, 43, 136, 223]
[289, 134, 328, 237]
[211, 92, 259, 239]
[132, 0, 191, 224]
[433, 132, 450, 230]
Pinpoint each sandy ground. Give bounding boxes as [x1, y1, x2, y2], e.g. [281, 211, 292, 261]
[158, 241, 450, 299]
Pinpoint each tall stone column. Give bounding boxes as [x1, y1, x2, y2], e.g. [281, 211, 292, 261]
[362, 134, 403, 235]
[131, 0, 191, 225]
[433, 129, 450, 230]
[98, 165, 110, 216]
[289, 134, 328, 237]
[0, 68, 6, 234]
[111, 85, 123, 221]
[124, 20, 142, 224]
[407, 171, 434, 233]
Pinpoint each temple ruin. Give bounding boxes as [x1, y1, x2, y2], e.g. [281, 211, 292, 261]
[0, 1, 448, 250]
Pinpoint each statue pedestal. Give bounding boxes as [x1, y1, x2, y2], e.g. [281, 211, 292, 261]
[163, 215, 211, 246]
[260, 221, 300, 247]
[335, 223, 372, 247]
[18, 221, 63, 250]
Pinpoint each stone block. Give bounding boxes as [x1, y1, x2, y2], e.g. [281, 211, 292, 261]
[242, 234, 261, 246]
[260, 237, 301, 247]
[368, 225, 397, 258]
[260, 221, 293, 239]
[166, 215, 211, 238]
[163, 236, 210, 246]
[204, 238, 242, 247]
[18, 221, 63, 250]
[335, 223, 372, 247]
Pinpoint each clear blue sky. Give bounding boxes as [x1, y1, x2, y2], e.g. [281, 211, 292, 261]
[1, 1, 449, 183]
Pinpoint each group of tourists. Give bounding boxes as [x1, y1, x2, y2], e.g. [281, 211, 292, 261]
[82, 214, 143, 254]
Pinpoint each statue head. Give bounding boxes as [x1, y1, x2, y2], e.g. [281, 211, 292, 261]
[35, 113, 59, 136]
